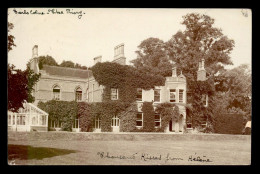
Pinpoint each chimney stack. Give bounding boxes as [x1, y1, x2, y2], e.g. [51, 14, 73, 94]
[112, 43, 126, 65]
[172, 66, 177, 77]
[30, 45, 39, 74]
[94, 55, 102, 65]
[32, 45, 38, 58]
[197, 58, 206, 81]
[114, 43, 124, 60]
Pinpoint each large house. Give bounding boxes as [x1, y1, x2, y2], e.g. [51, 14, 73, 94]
[11, 44, 207, 133]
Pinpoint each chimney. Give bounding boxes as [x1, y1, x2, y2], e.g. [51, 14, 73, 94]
[32, 45, 38, 58]
[30, 45, 39, 74]
[197, 59, 206, 81]
[112, 43, 126, 65]
[94, 55, 102, 65]
[172, 66, 177, 77]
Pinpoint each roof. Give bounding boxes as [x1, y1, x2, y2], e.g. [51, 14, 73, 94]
[41, 65, 93, 79]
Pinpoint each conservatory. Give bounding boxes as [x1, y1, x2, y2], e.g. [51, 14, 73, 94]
[8, 102, 48, 132]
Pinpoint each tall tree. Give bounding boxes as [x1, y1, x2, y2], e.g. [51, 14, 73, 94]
[8, 23, 40, 112]
[166, 13, 234, 84]
[8, 64, 40, 112]
[8, 22, 16, 52]
[131, 13, 235, 128]
[130, 37, 172, 77]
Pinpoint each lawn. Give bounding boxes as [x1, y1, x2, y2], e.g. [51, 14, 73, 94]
[7, 132, 251, 165]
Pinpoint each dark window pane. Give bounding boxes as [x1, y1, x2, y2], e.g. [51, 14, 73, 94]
[136, 121, 142, 126]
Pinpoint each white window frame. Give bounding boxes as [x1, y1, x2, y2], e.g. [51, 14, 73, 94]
[154, 113, 161, 128]
[179, 89, 184, 103]
[136, 112, 143, 128]
[111, 116, 120, 127]
[72, 119, 80, 129]
[75, 87, 83, 102]
[111, 88, 119, 100]
[154, 89, 161, 103]
[169, 89, 176, 103]
[94, 117, 101, 129]
[136, 88, 142, 101]
[52, 85, 61, 100]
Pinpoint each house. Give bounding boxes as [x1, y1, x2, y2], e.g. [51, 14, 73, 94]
[26, 44, 208, 133]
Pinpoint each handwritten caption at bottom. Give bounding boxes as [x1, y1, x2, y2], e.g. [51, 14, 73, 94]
[97, 152, 212, 163]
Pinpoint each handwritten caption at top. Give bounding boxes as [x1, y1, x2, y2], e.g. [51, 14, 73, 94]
[12, 9, 85, 19]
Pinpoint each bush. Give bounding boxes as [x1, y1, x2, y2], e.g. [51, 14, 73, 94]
[213, 113, 244, 134]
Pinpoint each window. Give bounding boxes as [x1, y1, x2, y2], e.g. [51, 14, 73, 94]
[111, 88, 118, 100]
[154, 89, 161, 102]
[53, 85, 60, 100]
[170, 89, 176, 102]
[136, 112, 143, 127]
[73, 119, 80, 129]
[187, 122, 192, 129]
[17, 115, 26, 125]
[75, 87, 82, 101]
[8, 114, 11, 125]
[111, 116, 119, 127]
[136, 88, 142, 101]
[202, 94, 208, 107]
[94, 117, 101, 129]
[179, 89, 184, 103]
[155, 113, 161, 128]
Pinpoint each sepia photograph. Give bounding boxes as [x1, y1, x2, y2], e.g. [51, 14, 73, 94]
[7, 8, 251, 165]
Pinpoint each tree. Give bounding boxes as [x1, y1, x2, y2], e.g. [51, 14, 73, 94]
[130, 37, 172, 77]
[8, 64, 40, 112]
[60, 60, 75, 68]
[8, 23, 40, 112]
[131, 13, 235, 128]
[166, 13, 234, 84]
[214, 64, 251, 115]
[8, 22, 16, 52]
[38, 55, 59, 69]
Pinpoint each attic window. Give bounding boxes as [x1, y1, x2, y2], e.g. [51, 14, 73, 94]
[53, 85, 60, 100]
[75, 87, 82, 101]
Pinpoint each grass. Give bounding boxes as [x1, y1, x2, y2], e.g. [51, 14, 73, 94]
[7, 132, 251, 165]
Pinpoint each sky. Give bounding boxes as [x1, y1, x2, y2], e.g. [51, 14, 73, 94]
[8, 8, 252, 71]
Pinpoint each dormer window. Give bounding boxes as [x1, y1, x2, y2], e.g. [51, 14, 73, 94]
[53, 85, 60, 100]
[75, 87, 82, 101]
[111, 88, 118, 100]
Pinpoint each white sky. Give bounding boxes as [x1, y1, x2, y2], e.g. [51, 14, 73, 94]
[8, 8, 252, 71]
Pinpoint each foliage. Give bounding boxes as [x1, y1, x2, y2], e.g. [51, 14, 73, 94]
[155, 103, 175, 132]
[130, 13, 235, 129]
[141, 102, 155, 132]
[8, 64, 40, 112]
[8, 22, 16, 52]
[38, 100, 78, 131]
[92, 62, 165, 103]
[60, 60, 75, 68]
[131, 37, 172, 77]
[77, 102, 93, 132]
[38, 56, 59, 69]
[214, 64, 251, 113]
[213, 113, 245, 134]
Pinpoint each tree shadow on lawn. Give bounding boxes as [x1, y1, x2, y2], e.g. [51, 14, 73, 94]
[8, 144, 77, 160]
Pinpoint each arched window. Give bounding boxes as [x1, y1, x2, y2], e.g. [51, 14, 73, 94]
[75, 87, 82, 101]
[53, 85, 61, 100]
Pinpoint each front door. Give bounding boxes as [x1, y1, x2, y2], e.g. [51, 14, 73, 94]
[169, 120, 172, 132]
[111, 116, 120, 133]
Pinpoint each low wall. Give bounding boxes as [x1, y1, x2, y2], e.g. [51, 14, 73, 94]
[8, 131, 251, 142]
